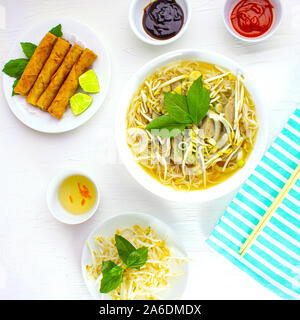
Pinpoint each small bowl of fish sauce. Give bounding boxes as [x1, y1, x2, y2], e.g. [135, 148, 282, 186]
[129, 0, 191, 45]
[223, 0, 283, 42]
[47, 170, 100, 224]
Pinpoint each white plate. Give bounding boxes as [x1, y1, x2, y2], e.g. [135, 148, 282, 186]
[81, 213, 189, 300]
[115, 49, 269, 203]
[2, 19, 111, 133]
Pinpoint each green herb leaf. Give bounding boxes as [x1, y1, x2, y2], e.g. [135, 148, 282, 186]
[187, 76, 210, 125]
[115, 235, 149, 269]
[12, 79, 19, 96]
[2, 58, 29, 78]
[126, 247, 148, 269]
[164, 92, 192, 124]
[145, 76, 210, 138]
[20, 42, 37, 59]
[146, 115, 188, 138]
[49, 24, 63, 37]
[101, 260, 117, 274]
[100, 261, 124, 294]
[115, 235, 136, 264]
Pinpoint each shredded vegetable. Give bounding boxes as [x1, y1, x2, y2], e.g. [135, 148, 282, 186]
[86, 225, 187, 300]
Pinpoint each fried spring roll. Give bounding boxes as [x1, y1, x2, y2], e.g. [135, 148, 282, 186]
[37, 44, 83, 111]
[26, 38, 71, 106]
[48, 48, 97, 119]
[14, 32, 57, 96]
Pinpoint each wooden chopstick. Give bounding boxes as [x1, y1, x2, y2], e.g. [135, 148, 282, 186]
[239, 162, 300, 258]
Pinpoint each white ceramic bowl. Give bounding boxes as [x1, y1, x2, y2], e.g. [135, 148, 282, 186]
[46, 169, 100, 224]
[81, 212, 189, 300]
[223, 0, 283, 42]
[129, 0, 191, 45]
[115, 49, 269, 203]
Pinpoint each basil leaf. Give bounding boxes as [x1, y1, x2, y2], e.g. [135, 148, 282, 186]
[49, 24, 63, 37]
[145, 76, 209, 137]
[114, 235, 149, 269]
[20, 42, 37, 59]
[126, 247, 148, 269]
[187, 76, 210, 125]
[12, 79, 19, 96]
[149, 127, 185, 138]
[2, 58, 29, 78]
[101, 260, 117, 274]
[164, 92, 192, 124]
[100, 261, 124, 294]
[146, 115, 188, 138]
[115, 235, 136, 264]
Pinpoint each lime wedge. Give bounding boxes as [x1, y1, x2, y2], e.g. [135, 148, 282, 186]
[79, 69, 100, 93]
[70, 93, 92, 116]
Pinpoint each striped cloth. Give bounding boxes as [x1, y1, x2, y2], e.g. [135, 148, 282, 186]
[207, 107, 300, 300]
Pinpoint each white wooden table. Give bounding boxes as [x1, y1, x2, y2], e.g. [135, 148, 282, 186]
[0, 0, 299, 300]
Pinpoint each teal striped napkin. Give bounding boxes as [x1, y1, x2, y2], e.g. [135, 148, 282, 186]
[207, 107, 300, 300]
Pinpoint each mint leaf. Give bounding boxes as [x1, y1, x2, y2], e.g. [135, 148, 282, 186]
[146, 115, 188, 138]
[164, 92, 192, 124]
[100, 261, 124, 294]
[2, 58, 28, 78]
[187, 76, 210, 125]
[12, 79, 19, 96]
[49, 24, 63, 37]
[126, 247, 148, 269]
[20, 42, 37, 59]
[115, 235, 136, 264]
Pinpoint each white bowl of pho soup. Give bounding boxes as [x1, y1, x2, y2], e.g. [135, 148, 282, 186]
[116, 49, 268, 203]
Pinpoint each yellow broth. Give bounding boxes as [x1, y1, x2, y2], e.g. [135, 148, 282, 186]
[58, 175, 97, 214]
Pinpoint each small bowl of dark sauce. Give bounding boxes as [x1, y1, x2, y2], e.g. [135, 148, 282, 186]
[129, 0, 191, 45]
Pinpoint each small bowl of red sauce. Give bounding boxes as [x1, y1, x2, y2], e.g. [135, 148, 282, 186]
[223, 0, 283, 42]
[129, 0, 192, 45]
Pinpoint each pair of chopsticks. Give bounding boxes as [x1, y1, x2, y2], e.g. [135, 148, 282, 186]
[239, 162, 300, 258]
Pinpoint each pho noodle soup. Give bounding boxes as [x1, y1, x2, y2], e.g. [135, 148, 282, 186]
[126, 60, 258, 191]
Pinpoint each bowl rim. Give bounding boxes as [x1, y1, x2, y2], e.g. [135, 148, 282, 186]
[46, 169, 100, 224]
[129, 0, 192, 46]
[81, 211, 189, 300]
[115, 49, 269, 203]
[223, 0, 283, 42]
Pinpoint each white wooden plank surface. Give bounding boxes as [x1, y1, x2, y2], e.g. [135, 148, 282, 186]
[0, 0, 299, 299]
